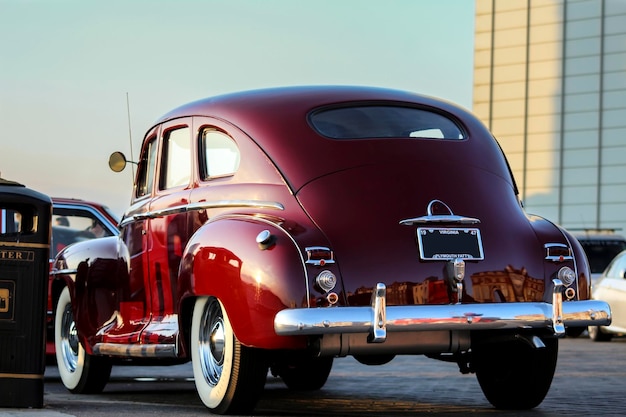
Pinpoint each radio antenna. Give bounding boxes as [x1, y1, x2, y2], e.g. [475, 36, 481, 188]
[126, 92, 136, 178]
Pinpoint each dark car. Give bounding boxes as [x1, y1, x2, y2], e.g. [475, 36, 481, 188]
[51, 86, 610, 414]
[571, 229, 626, 286]
[47, 198, 119, 354]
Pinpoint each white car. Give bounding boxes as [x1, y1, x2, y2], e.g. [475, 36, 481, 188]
[589, 249, 626, 341]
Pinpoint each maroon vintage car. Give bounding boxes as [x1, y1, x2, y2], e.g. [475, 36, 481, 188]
[52, 86, 610, 414]
[47, 198, 119, 355]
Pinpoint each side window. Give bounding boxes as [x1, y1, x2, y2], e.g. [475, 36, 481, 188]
[161, 127, 191, 189]
[201, 129, 240, 180]
[136, 136, 158, 198]
[51, 207, 116, 256]
[606, 255, 626, 280]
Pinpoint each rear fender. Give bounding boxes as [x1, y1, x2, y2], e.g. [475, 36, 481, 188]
[52, 236, 129, 353]
[178, 216, 309, 350]
[528, 215, 591, 301]
[560, 227, 591, 300]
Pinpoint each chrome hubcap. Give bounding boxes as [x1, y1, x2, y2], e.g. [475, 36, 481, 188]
[60, 304, 79, 372]
[198, 299, 225, 386]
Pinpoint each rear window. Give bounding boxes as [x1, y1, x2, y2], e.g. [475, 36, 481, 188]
[579, 239, 626, 273]
[310, 106, 466, 140]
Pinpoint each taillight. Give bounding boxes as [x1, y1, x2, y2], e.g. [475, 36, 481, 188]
[544, 243, 573, 262]
[306, 246, 338, 305]
[305, 246, 335, 266]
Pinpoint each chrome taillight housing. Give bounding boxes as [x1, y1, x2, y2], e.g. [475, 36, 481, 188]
[305, 246, 335, 266]
[544, 243, 573, 262]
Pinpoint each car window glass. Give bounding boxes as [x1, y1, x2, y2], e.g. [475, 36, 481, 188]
[161, 126, 191, 189]
[136, 136, 158, 198]
[605, 255, 622, 279]
[607, 254, 626, 279]
[201, 129, 240, 179]
[310, 106, 465, 140]
[581, 240, 626, 274]
[51, 207, 116, 257]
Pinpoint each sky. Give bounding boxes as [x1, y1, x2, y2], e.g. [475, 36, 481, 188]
[0, 0, 475, 217]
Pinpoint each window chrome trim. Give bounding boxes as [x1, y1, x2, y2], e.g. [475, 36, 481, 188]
[53, 203, 119, 235]
[119, 200, 284, 228]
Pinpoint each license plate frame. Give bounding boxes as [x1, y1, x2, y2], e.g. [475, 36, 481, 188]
[417, 227, 484, 260]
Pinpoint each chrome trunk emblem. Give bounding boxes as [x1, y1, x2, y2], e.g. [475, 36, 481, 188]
[399, 199, 480, 226]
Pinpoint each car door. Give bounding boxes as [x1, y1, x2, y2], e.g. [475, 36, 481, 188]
[599, 254, 626, 332]
[140, 120, 193, 345]
[187, 120, 243, 238]
[101, 130, 159, 344]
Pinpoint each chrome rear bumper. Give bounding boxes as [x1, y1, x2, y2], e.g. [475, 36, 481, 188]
[274, 280, 611, 341]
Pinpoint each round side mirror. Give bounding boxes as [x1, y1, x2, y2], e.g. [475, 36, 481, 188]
[109, 151, 127, 173]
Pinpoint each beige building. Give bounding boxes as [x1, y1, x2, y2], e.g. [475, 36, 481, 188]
[473, 0, 626, 235]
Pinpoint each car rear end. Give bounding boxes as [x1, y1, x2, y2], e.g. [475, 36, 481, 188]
[253, 94, 606, 362]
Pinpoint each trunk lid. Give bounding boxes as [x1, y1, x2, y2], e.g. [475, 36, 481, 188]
[296, 138, 555, 306]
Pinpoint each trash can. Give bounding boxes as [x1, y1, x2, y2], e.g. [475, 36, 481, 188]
[0, 178, 51, 408]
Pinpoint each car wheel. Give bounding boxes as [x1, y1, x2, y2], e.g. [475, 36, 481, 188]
[472, 336, 558, 410]
[565, 327, 586, 338]
[55, 287, 111, 393]
[191, 296, 268, 415]
[272, 356, 333, 390]
[588, 325, 612, 342]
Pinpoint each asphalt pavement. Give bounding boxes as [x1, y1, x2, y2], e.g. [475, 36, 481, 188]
[1, 336, 625, 416]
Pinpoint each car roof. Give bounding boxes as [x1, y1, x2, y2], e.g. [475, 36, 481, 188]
[571, 229, 626, 242]
[51, 197, 119, 225]
[150, 86, 508, 193]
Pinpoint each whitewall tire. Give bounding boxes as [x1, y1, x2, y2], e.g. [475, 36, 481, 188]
[54, 287, 111, 393]
[191, 296, 267, 414]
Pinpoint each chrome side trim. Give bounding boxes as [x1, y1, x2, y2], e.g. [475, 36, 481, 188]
[50, 268, 78, 276]
[93, 343, 177, 358]
[186, 200, 284, 212]
[119, 200, 284, 228]
[274, 283, 611, 337]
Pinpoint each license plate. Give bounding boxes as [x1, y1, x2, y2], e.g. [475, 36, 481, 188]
[417, 228, 484, 260]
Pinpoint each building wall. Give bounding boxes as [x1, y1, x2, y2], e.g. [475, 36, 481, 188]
[474, 0, 626, 234]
